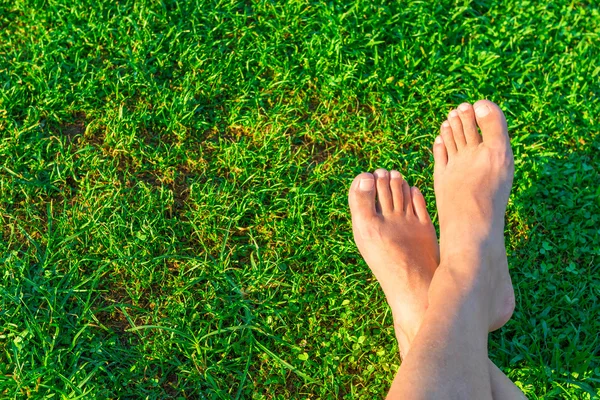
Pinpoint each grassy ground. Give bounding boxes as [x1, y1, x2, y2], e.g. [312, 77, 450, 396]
[1, 0, 599, 398]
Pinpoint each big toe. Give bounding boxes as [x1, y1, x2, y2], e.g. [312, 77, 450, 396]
[348, 172, 377, 219]
[473, 100, 510, 150]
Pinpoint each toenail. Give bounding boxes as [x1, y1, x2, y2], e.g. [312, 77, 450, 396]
[359, 178, 374, 191]
[475, 104, 491, 117]
[449, 110, 458, 118]
[442, 121, 450, 128]
[435, 135, 443, 144]
[390, 170, 401, 179]
[459, 103, 470, 112]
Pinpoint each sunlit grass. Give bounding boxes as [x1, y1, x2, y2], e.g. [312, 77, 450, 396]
[0, 0, 599, 398]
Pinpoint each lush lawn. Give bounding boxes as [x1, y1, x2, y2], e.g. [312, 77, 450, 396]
[1, 0, 599, 398]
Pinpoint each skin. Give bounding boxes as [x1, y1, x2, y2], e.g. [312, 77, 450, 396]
[348, 101, 526, 399]
[348, 168, 438, 359]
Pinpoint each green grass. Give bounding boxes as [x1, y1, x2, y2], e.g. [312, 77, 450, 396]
[1, 0, 599, 398]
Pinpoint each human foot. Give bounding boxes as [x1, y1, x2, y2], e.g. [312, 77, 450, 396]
[348, 169, 438, 357]
[432, 100, 515, 331]
[348, 164, 526, 399]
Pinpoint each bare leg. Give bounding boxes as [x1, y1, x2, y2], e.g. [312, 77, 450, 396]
[392, 342, 525, 398]
[349, 170, 524, 399]
[391, 270, 493, 398]
[392, 100, 516, 398]
[348, 101, 525, 398]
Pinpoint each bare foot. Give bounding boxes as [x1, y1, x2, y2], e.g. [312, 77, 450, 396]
[432, 100, 515, 331]
[348, 167, 526, 399]
[348, 169, 438, 357]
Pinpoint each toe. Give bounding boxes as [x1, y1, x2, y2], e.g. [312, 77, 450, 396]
[374, 169, 393, 214]
[390, 170, 404, 212]
[401, 179, 414, 215]
[348, 173, 377, 219]
[433, 135, 448, 176]
[448, 109, 467, 149]
[411, 186, 432, 223]
[457, 103, 482, 146]
[440, 120, 457, 157]
[473, 100, 510, 150]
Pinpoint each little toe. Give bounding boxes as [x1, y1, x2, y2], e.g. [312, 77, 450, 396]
[401, 179, 414, 215]
[448, 109, 467, 149]
[389, 170, 404, 212]
[411, 186, 432, 223]
[348, 173, 377, 219]
[473, 100, 510, 150]
[440, 120, 457, 157]
[457, 103, 482, 146]
[374, 169, 393, 214]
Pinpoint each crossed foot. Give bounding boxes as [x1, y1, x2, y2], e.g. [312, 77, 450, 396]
[348, 100, 515, 358]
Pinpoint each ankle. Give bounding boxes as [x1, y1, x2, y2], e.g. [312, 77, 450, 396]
[440, 234, 506, 267]
[428, 266, 491, 328]
[394, 326, 412, 359]
[429, 264, 477, 296]
[423, 284, 490, 349]
[439, 216, 505, 245]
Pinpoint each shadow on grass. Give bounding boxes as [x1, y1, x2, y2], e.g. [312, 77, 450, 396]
[489, 136, 600, 397]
